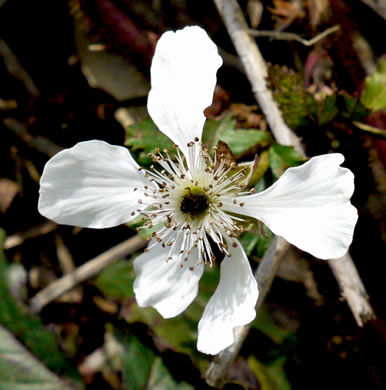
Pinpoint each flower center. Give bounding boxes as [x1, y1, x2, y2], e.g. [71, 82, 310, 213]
[180, 186, 209, 218]
[136, 139, 250, 266]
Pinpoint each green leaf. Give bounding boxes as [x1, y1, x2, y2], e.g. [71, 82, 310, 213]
[252, 306, 293, 344]
[125, 118, 175, 166]
[0, 325, 74, 390]
[147, 357, 193, 390]
[269, 144, 304, 178]
[361, 58, 386, 112]
[122, 264, 219, 372]
[249, 149, 270, 186]
[339, 92, 369, 121]
[122, 334, 156, 390]
[316, 94, 338, 125]
[203, 115, 272, 158]
[249, 356, 291, 390]
[94, 260, 135, 299]
[0, 230, 79, 382]
[239, 232, 261, 256]
[239, 229, 273, 258]
[121, 334, 193, 390]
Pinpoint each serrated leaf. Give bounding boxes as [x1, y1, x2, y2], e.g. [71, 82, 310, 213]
[125, 118, 175, 165]
[0, 230, 79, 382]
[203, 115, 272, 157]
[269, 144, 303, 178]
[0, 325, 74, 390]
[361, 58, 386, 112]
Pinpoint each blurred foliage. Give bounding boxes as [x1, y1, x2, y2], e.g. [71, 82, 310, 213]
[94, 259, 135, 299]
[361, 58, 386, 112]
[253, 306, 293, 344]
[120, 333, 194, 390]
[0, 325, 75, 390]
[96, 259, 218, 370]
[249, 356, 291, 390]
[0, 230, 80, 386]
[268, 144, 303, 178]
[268, 64, 369, 130]
[268, 65, 315, 129]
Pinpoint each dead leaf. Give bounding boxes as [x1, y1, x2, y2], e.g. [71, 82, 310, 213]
[307, 0, 331, 29]
[204, 85, 231, 118]
[215, 140, 237, 170]
[269, 0, 305, 30]
[0, 178, 19, 213]
[247, 0, 264, 28]
[229, 103, 266, 129]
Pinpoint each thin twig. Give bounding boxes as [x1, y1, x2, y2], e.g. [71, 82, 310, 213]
[329, 254, 375, 327]
[30, 234, 147, 313]
[205, 237, 290, 388]
[214, 0, 306, 157]
[353, 121, 386, 139]
[208, 0, 375, 385]
[0, 38, 39, 97]
[4, 222, 57, 250]
[247, 25, 340, 46]
[4, 118, 63, 157]
[360, 0, 386, 22]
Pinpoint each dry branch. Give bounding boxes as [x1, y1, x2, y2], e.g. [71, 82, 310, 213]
[205, 237, 290, 388]
[4, 118, 62, 157]
[30, 234, 147, 313]
[247, 25, 340, 46]
[207, 0, 375, 385]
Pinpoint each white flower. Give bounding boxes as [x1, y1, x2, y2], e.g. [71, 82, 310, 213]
[38, 26, 358, 355]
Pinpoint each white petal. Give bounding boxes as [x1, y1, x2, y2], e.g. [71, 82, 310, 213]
[147, 26, 222, 159]
[133, 242, 204, 318]
[38, 140, 154, 228]
[197, 241, 258, 355]
[224, 154, 358, 259]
